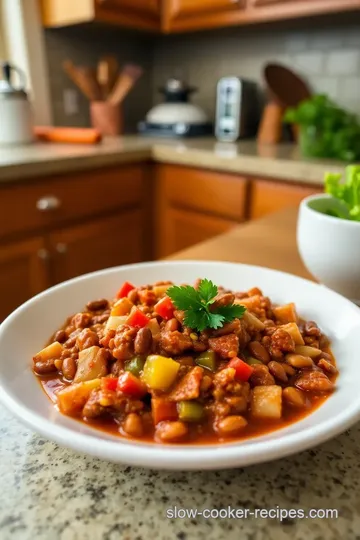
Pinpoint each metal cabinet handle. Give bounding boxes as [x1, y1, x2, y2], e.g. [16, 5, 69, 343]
[56, 243, 68, 254]
[36, 196, 61, 212]
[37, 248, 50, 260]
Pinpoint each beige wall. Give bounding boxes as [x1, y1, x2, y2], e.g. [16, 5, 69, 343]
[0, 5, 7, 60]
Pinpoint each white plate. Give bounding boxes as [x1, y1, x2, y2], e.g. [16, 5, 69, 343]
[1, 261, 360, 470]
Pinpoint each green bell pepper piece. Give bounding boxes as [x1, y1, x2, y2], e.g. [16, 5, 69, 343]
[125, 356, 145, 377]
[178, 401, 204, 422]
[246, 356, 263, 366]
[195, 351, 217, 372]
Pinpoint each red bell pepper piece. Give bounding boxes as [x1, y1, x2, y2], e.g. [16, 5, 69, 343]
[102, 377, 118, 392]
[116, 281, 135, 299]
[127, 307, 150, 328]
[117, 372, 147, 398]
[228, 357, 254, 382]
[152, 397, 178, 425]
[154, 296, 175, 320]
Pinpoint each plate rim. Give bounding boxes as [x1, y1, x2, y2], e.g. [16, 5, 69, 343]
[1, 259, 360, 470]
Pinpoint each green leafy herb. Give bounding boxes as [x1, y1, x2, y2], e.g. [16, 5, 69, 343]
[167, 278, 246, 332]
[324, 165, 360, 222]
[284, 94, 360, 161]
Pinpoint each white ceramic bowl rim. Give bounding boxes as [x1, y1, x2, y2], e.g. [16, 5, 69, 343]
[1, 260, 360, 470]
[301, 193, 360, 228]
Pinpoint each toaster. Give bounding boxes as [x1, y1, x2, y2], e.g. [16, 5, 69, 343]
[215, 77, 259, 142]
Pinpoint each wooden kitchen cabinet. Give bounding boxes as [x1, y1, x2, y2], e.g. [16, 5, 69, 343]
[41, 0, 162, 30]
[0, 163, 150, 320]
[49, 211, 144, 284]
[0, 237, 50, 321]
[156, 164, 247, 257]
[249, 178, 321, 220]
[159, 207, 237, 258]
[42, 0, 360, 31]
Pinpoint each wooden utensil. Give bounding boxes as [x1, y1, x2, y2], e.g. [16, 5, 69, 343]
[108, 64, 143, 106]
[258, 63, 312, 144]
[97, 56, 119, 99]
[63, 60, 101, 101]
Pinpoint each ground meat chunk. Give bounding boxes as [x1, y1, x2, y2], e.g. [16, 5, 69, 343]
[82, 390, 104, 418]
[208, 334, 239, 359]
[138, 289, 157, 306]
[71, 312, 92, 329]
[266, 328, 295, 359]
[295, 371, 334, 392]
[212, 319, 241, 337]
[76, 328, 99, 351]
[160, 330, 193, 356]
[249, 364, 275, 386]
[109, 325, 137, 361]
[210, 293, 235, 310]
[169, 366, 204, 401]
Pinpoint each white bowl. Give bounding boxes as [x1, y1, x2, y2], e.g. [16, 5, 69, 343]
[1, 260, 360, 470]
[297, 194, 360, 304]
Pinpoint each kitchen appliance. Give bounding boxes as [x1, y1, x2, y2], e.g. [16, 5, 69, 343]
[0, 63, 34, 146]
[215, 77, 259, 142]
[138, 78, 213, 138]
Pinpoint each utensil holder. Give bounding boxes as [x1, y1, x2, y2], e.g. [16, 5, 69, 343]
[90, 101, 123, 136]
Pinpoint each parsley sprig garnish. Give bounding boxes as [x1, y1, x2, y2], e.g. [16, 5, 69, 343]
[167, 278, 246, 332]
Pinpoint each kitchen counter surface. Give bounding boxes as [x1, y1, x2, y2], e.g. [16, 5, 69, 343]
[1, 208, 359, 540]
[0, 136, 346, 185]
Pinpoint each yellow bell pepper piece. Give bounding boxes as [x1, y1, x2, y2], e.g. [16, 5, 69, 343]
[142, 355, 179, 391]
[111, 297, 133, 316]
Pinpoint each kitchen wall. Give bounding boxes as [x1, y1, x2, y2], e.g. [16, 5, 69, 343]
[153, 24, 360, 123]
[44, 25, 153, 132]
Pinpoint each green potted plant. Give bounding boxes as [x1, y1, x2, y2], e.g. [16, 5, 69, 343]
[284, 95, 360, 161]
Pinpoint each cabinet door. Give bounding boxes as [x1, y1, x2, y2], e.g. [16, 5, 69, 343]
[169, 0, 244, 18]
[96, 0, 160, 15]
[250, 179, 321, 220]
[49, 211, 143, 285]
[160, 207, 236, 258]
[0, 237, 50, 320]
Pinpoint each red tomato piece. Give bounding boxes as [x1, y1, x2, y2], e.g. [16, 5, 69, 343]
[154, 296, 175, 320]
[228, 357, 254, 382]
[127, 307, 150, 328]
[102, 377, 118, 392]
[117, 372, 147, 398]
[116, 281, 135, 299]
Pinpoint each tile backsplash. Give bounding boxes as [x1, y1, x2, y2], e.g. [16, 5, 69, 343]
[45, 22, 360, 130]
[152, 24, 360, 123]
[44, 25, 153, 131]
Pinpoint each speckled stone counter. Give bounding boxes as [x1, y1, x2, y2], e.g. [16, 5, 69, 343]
[1, 401, 359, 540]
[0, 136, 346, 185]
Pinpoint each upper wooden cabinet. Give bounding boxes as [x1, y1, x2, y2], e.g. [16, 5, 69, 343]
[41, 0, 162, 30]
[42, 0, 360, 31]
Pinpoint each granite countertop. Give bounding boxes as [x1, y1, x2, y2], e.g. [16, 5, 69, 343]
[0, 136, 346, 185]
[2, 208, 360, 540]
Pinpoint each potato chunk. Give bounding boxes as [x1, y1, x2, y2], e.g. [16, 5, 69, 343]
[251, 385, 282, 419]
[74, 346, 108, 383]
[281, 323, 304, 345]
[57, 379, 101, 414]
[273, 303, 298, 324]
[33, 341, 63, 362]
[104, 316, 127, 332]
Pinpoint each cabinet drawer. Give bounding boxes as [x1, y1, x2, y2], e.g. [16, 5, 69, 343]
[250, 179, 321, 219]
[0, 165, 144, 240]
[159, 165, 247, 221]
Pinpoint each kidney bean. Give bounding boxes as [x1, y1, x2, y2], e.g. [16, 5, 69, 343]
[123, 413, 143, 437]
[216, 415, 247, 435]
[283, 387, 306, 407]
[34, 358, 57, 375]
[72, 313, 92, 329]
[165, 318, 179, 332]
[248, 341, 270, 364]
[249, 364, 275, 386]
[211, 293, 235, 310]
[54, 330, 67, 343]
[127, 289, 138, 304]
[155, 421, 188, 442]
[86, 299, 109, 311]
[62, 357, 77, 380]
[318, 358, 337, 374]
[282, 363, 296, 376]
[304, 321, 321, 337]
[268, 361, 288, 382]
[134, 327, 152, 355]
